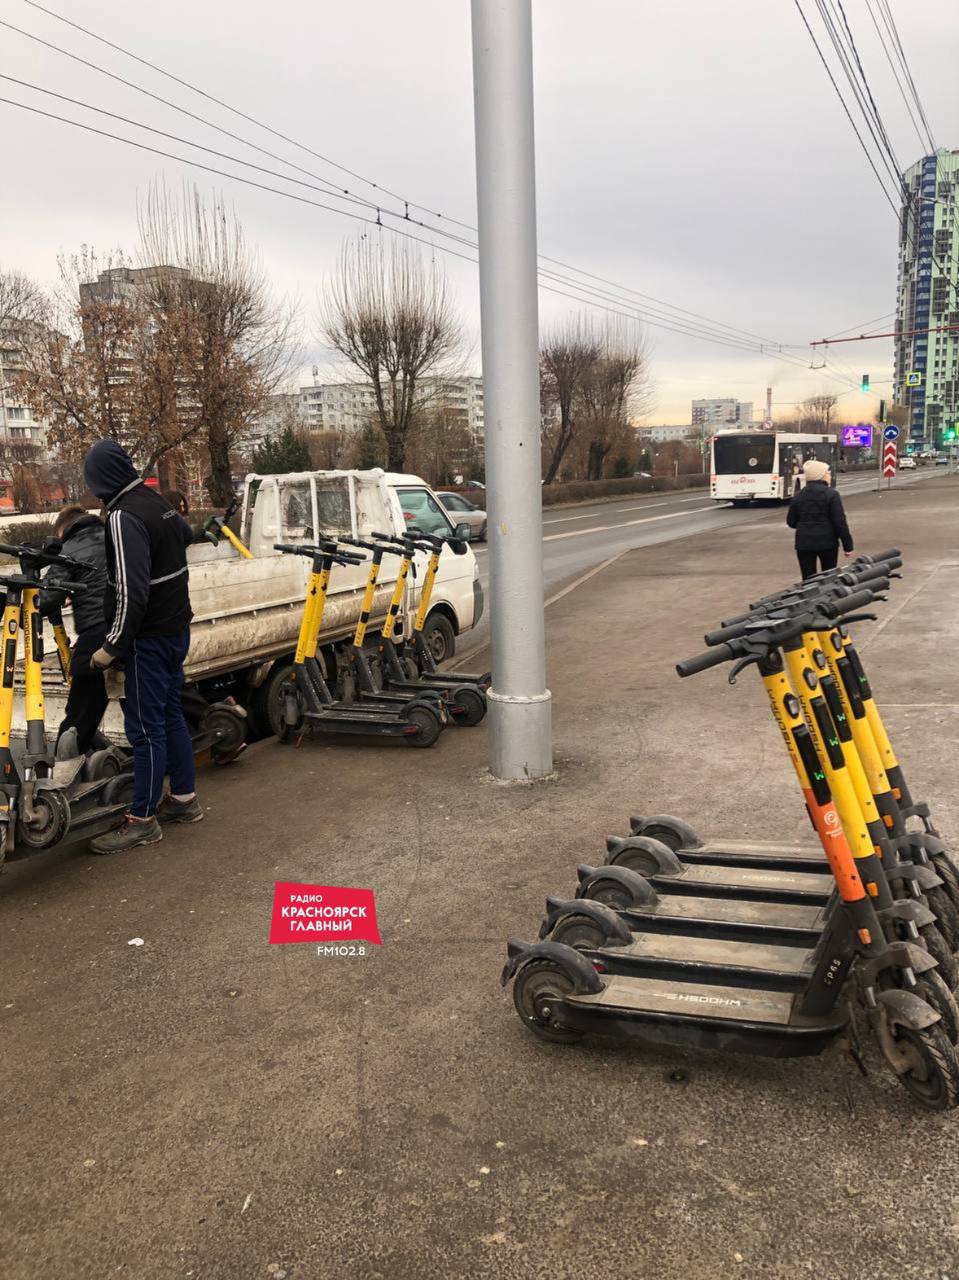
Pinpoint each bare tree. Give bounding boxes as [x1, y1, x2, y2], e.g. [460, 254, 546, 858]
[0, 267, 44, 332]
[799, 394, 839, 436]
[12, 247, 202, 470]
[541, 316, 652, 483]
[406, 400, 476, 486]
[138, 183, 299, 505]
[579, 325, 653, 480]
[320, 238, 462, 470]
[540, 317, 601, 484]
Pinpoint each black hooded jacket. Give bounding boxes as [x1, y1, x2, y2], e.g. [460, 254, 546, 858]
[37, 514, 109, 637]
[83, 440, 193, 658]
[786, 480, 854, 553]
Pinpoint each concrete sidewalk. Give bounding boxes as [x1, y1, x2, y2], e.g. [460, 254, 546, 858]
[2, 475, 958, 1280]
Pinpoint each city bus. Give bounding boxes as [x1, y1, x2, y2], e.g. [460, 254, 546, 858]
[709, 429, 839, 505]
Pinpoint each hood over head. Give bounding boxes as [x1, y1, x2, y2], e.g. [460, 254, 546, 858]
[803, 459, 830, 483]
[83, 439, 141, 503]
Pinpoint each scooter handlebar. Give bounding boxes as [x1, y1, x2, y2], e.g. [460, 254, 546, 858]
[273, 542, 366, 566]
[677, 642, 736, 678]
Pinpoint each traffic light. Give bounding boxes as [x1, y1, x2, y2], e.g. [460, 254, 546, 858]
[861, 373, 870, 392]
[945, 426, 957, 442]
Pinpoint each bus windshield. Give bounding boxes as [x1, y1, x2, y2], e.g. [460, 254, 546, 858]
[713, 434, 775, 475]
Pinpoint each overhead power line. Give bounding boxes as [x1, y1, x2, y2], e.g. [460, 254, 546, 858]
[3, 3, 810, 357]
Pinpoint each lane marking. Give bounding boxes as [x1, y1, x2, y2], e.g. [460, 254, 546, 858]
[543, 504, 716, 542]
[542, 511, 603, 525]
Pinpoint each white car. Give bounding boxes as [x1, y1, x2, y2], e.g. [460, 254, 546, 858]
[898, 456, 917, 470]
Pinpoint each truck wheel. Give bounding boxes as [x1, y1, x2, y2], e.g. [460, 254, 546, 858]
[261, 663, 295, 738]
[422, 613, 455, 665]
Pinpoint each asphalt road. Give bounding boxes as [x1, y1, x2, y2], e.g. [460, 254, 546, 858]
[464, 469, 929, 656]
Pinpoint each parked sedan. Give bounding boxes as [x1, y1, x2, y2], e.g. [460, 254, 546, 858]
[437, 491, 487, 541]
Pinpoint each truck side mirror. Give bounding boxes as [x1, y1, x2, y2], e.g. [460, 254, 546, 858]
[454, 521, 472, 542]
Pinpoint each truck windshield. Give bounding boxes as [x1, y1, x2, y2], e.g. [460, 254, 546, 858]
[713, 435, 775, 475]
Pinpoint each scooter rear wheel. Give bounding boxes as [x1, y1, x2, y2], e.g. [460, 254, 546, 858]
[548, 915, 608, 951]
[512, 959, 583, 1044]
[449, 686, 486, 727]
[404, 703, 444, 748]
[18, 790, 70, 850]
[579, 875, 634, 911]
[891, 1023, 959, 1111]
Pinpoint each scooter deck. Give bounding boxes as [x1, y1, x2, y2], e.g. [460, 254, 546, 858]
[554, 974, 847, 1056]
[675, 843, 828, 872]
[624, 894, 829, 946]
[647, 863, 834, 904]
[601, 932, 817, 989]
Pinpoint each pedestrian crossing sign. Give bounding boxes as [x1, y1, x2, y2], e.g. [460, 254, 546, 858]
[906, 371, 922, 387]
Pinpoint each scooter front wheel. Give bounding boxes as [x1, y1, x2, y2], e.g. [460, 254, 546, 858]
[932, 854, 959, 915]
[919, 923, 959, 991]
[579, 874, 634, 911]
[914, 972, 959, 1045]
[512, 959, 583, 1044]
[924, 885, 959, 952]
[891, 1023, 959, 1111]
[18, 790, 70, 850]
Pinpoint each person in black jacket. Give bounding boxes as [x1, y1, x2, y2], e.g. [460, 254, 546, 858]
[786, 459, 854, 579]
[81, 440, 203, 854]
[37, 505, 110, 756]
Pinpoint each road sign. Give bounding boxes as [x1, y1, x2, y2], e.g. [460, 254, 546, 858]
[906, 371, 922, 387]
[882, 424, 900, 441]
[882, 441, 897, 479]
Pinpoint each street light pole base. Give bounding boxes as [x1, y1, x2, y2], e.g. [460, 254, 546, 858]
[487, 688, 553, 781]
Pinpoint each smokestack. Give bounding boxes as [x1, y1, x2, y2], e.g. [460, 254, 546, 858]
[765, 386, 772, 426]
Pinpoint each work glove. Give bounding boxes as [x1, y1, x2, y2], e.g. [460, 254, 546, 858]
[90, 647, 114, 671]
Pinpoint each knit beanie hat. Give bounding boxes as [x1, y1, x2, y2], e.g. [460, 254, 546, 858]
[803, 459, 830, 482]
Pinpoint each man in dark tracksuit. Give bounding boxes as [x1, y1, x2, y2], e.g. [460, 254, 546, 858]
[38, 505, 111, 756]
[82, 440, 203, 854]
[786, 458, 854, 580]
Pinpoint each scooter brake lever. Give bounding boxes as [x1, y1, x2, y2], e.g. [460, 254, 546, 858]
[840, 611, 878, 624]
[728, 653, 761, 685]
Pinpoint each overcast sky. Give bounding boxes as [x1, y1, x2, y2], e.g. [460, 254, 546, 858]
[2, 0, 956, 422]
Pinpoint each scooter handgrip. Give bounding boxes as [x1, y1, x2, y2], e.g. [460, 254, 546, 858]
[371, 531, 405, 544]
[676, 642, 735, 677]
[835, 586, 883, 615]
[704, 620, 750, 645]
[274, 542, 313, 557]
[870, 548, 901, 563]
[846, 559, 901, 583]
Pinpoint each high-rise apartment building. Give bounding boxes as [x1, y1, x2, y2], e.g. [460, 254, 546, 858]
[691, 398, 753, 428]
[0, 322, 51, 455]
[894, 149, 959, 448]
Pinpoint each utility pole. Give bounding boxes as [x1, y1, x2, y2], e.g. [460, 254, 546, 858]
[470, 0, 552, 781]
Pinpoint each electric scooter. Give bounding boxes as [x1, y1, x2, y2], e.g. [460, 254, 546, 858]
[374, 530, 491, 691]
[274, 541, 445, 747]
[628, 557, 899, 858]
[624, 563, 959, 967]
[0, 542, 134, 864]
[504, 606, 959, 1110]
[351, 532, 487, 725]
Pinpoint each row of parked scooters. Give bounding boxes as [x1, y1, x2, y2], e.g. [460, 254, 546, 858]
[0, 538, 247, 867]
[273, 529, 490, 748]
[502, 549, 959, 1110]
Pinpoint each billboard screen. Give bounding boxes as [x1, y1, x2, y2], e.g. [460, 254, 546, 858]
[842, 424, 873, 448]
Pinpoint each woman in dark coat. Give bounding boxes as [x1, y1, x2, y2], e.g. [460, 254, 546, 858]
[786, 459, 854, 580]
